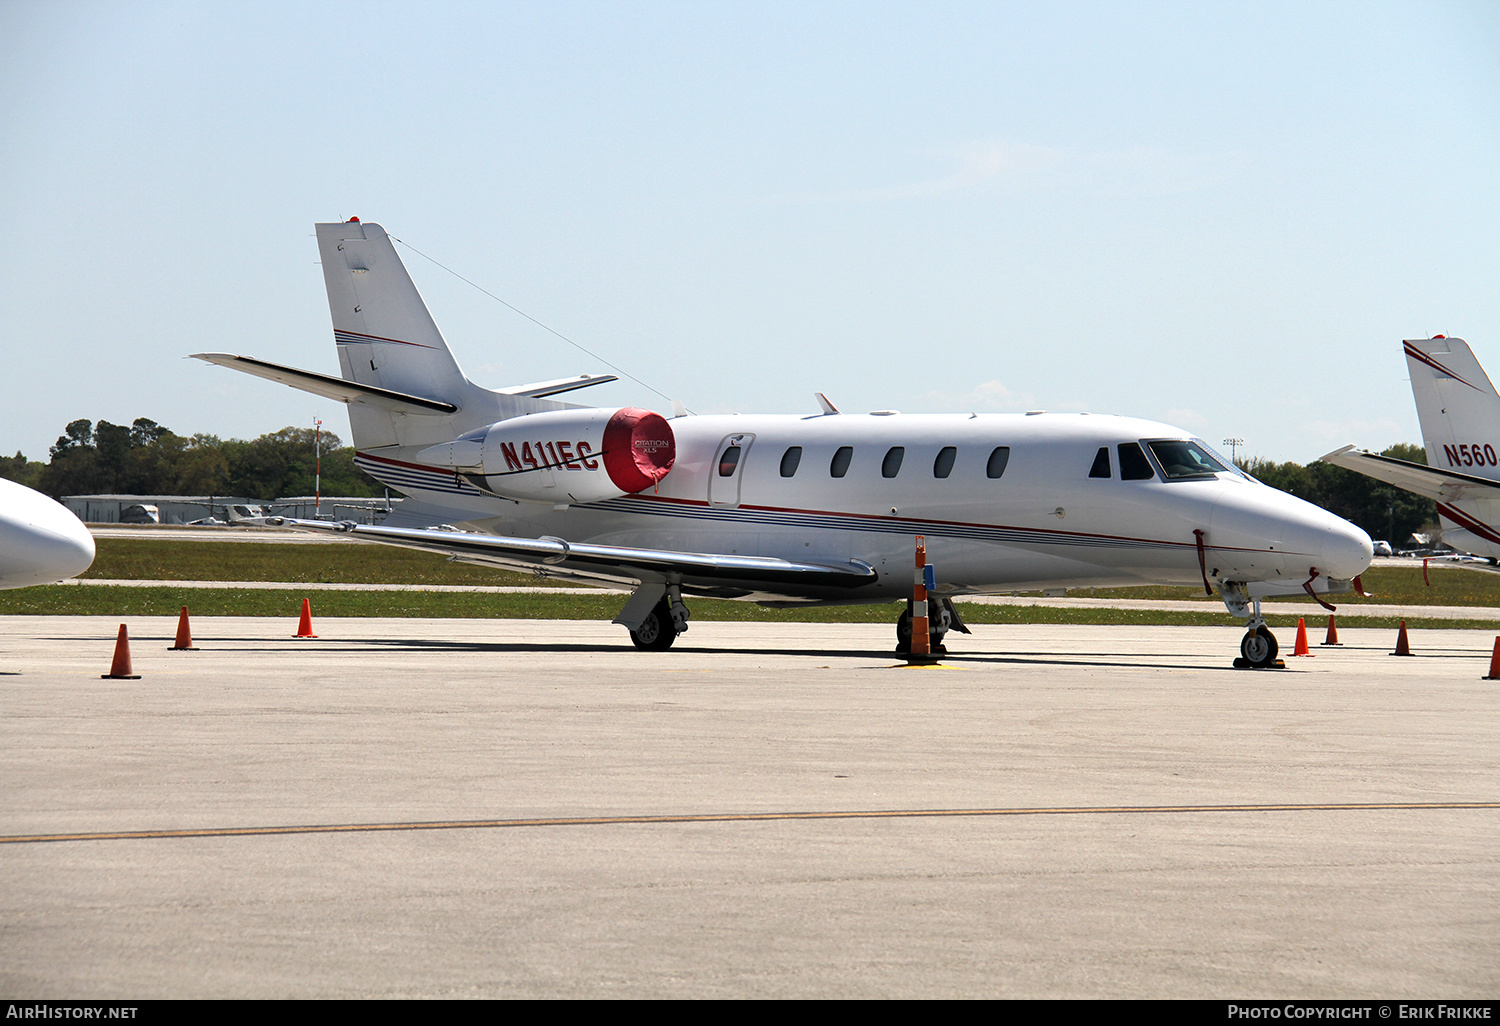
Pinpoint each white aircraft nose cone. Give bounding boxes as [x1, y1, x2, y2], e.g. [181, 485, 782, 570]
[1283, 513, 1373, 582]
[1322, 520, 1375, 581]
[0, 480, 97, 589]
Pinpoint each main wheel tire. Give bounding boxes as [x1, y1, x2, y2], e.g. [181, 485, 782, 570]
[1240, 626, 1279, 667]
[629, 600, 678, 651]
[895, 608, 947, 655]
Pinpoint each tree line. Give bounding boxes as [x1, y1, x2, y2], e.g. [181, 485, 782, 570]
[1, 418, 383, 501]
[1, 418, 1439, 545]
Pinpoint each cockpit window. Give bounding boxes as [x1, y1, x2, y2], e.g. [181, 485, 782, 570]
[1145, 439, 1232, 480]
[1117, 443, 1156, 480]
[1088, 447, 1111, 478]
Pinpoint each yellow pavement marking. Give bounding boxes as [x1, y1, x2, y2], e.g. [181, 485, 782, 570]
[3, 802, 1494, 845]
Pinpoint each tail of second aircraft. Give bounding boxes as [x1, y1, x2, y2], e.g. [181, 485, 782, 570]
[1404, 337, 1500, 481]
[316, 219, 491, 450]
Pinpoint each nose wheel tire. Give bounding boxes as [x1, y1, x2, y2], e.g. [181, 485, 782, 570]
[1239, 626, 1279, 668]
[629, 600, 679, 651]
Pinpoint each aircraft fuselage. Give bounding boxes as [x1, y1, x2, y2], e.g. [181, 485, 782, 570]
[355, 410, 1372, 603]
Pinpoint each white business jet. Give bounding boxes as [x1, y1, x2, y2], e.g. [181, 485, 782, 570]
[194, 219, 1371, 665]
[1323, 336, 1500, 564]
[0, 477, 95, 589]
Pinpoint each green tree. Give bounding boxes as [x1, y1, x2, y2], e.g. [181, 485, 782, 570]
[0, 452, 44, 489]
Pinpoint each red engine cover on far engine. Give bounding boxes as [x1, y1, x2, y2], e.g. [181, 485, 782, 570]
[602, 408, 675, 493]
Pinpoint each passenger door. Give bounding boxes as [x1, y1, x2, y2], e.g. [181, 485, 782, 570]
[708, 433, 755, 508]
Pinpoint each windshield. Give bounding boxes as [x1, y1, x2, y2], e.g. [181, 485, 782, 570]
[1145, 439, 1235, 480]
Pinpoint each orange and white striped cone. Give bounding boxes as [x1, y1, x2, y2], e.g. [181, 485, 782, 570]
[102, 624, 142, 679]
[293, 598, 318, 639]
[907, 536, 934, 664]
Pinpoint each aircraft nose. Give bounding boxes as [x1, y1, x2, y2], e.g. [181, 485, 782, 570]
[0, 510, 95, 588]
[1294, 514, 1373, 582]
[25, 521, 96, 583]
[48, 523, 97, 580]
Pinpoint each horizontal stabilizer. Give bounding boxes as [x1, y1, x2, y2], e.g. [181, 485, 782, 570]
[1319, 445, 1500, 503]
[270, 518, 879, 590]
[191, 353, 457, 414]
[498, 374, 619, 399]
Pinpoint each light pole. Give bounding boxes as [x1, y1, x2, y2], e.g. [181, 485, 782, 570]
[1223, 437, 1244, 466]
[314, 417, 322, 514]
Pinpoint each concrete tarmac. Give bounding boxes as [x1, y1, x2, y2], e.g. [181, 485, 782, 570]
[1, 616, 1496, 998]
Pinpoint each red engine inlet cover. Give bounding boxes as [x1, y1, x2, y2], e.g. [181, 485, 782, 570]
[602, 408, 675, 493]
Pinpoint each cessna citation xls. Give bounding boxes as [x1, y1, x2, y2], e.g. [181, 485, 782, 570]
[194, 219, 1371, 666]
[1323, 336, 1500, 565]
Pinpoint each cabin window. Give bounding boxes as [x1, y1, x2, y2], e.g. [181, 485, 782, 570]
[1145, 439, 1228, 480]
[1089, 447, 1111, 478]
[933, 446, 957, 478]
[780, 446, 802, 478]
[718, 446, 741, 477]
[1118, 442, 1156, 480]
[986, 446, 1010, 479]
[830, 446, 853, 478]
[882, 446, 905, 478]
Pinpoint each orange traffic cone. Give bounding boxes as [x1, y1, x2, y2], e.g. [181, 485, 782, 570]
[1484, 638, 1500, 680]
[1320, 615, 1342, 646]
[169, 606, 198, 651]
[1291, 617, 1313, 656]
[101, 624, 142, 679]
[293, 598, 318, 639]
[1392, 620, 1413, 656]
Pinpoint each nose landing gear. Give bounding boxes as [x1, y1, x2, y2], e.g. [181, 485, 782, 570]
[1237, 624, 1281, 668]
[1225, 590, 1285, 669]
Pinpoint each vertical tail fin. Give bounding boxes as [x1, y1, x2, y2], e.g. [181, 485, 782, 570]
[317, 219, 473, 448]
[1404, 337, 1500, 481]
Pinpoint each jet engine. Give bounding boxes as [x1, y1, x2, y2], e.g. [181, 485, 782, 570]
[418, 407, 676, 504]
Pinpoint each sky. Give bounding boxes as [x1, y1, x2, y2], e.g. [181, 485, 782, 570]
[2, 0, 1497, 466]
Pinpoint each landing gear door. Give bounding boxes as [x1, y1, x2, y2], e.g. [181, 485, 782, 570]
[709, 433, 754, 508]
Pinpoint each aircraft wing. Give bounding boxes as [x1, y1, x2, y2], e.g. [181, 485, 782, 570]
[272, 518, 880, 594]
[1319, 445, 1500, 503]
[191, 353, 457, 414]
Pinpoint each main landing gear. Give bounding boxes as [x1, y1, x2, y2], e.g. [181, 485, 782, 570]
[619, 584, 692, 651]
[629, 598, 680, 651]
[895, 597, 970, 655]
